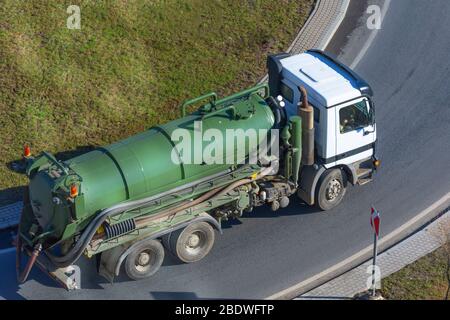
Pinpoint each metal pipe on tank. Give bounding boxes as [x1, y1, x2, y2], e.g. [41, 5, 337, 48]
[298, 86, 314, 166]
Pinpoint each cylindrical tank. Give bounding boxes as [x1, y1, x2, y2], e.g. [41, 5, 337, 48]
[66, 88, 275, 220]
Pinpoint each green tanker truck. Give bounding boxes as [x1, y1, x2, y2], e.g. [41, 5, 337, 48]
[16, 50, 380, 288]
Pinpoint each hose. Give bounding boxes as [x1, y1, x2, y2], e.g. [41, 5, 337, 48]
[17, 241, 42, 284]
[135, 168, 271, 227]
[46, 169, 233, 266]
[136, 169, 274, 228]
[45, 167, 272, 267]
[47, 188, 222, 267]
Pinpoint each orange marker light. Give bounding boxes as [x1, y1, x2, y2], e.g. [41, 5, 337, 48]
[70, 184, 78, 198]
[23, 145, 31, 158]
[374, 160, 381, 168]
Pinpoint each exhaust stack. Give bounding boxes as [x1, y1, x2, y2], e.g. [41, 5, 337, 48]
[298, 86, 314, 166]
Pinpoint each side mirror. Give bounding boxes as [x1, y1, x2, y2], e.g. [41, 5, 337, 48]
[363, 128, 375, 136]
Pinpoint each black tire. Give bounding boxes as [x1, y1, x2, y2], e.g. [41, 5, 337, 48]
[124, 239, 164, 280]
[316, 169, 347, 211]
[166, 222, 215, 263]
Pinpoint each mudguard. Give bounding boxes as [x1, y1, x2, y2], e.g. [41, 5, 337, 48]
[98, 212, 221, 282]
[297, 165, 326, 206]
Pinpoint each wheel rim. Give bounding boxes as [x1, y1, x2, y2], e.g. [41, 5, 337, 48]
[134, 249, 156, 273]
[326, 179, 342, 201]
[184, 230, 206, 256]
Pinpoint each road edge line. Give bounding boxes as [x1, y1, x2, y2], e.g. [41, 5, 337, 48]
[266, 191, 450, 300]
[350, 0, 392, 69]
[0, 247, 16, 255]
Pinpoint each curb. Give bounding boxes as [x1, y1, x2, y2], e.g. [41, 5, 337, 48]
[289, 0, 350, 53]
[0, 202, 22, 230]
[260, 0, 350, 83]
[266, 192, 450, 299]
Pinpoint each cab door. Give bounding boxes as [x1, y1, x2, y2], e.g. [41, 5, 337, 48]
[334, 97, 376, 165]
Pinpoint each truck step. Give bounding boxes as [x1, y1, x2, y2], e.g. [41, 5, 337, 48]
[358, 177, 373, 186]
[356, 168, 373, 179]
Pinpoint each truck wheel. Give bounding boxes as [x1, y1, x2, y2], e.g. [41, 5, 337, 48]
[167, 222, 215, 263]
[124, 239, 164, 280]
[316, 169, 347, 211]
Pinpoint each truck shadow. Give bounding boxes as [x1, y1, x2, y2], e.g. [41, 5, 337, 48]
[247, 197, 319, 218]
[0, 248, 68, 300]
[150, 291, 215, 299]
[53, 145, 96, 161]
[221, 196, 319, 231]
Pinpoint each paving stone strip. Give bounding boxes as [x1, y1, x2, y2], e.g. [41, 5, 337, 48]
[289, 0, 350, 54]
[260, 0, 350, 83]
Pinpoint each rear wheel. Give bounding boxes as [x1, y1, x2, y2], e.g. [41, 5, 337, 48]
[124, 239, 164, 280]
[316, 169, 347, 211]
[165, 222, 215, 263]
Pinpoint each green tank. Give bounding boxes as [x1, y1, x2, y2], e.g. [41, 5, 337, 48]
[23, 85, 275, 245]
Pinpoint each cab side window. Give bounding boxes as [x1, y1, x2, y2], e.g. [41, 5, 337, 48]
[313, 106, 320, 123]
[280, 83, 294, 104]
[339, 101, 371, 134]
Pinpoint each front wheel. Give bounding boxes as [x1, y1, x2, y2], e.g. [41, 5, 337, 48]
[316, 169, 347, 211]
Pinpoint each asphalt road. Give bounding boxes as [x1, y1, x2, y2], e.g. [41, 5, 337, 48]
[1, 0, 450, 300]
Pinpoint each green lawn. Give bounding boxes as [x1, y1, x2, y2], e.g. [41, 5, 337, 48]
[382, 244, 450, 300]
[0, 0, 314, 205]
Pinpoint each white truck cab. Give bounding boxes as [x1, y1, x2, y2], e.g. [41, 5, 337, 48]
[268, 50, 379, 210]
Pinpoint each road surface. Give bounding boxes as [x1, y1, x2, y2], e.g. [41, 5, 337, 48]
[1, 0, 450, 299]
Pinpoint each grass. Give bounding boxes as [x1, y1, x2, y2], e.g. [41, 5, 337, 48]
[0, 0, 314, 205]
[382, 243, 450, 300]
